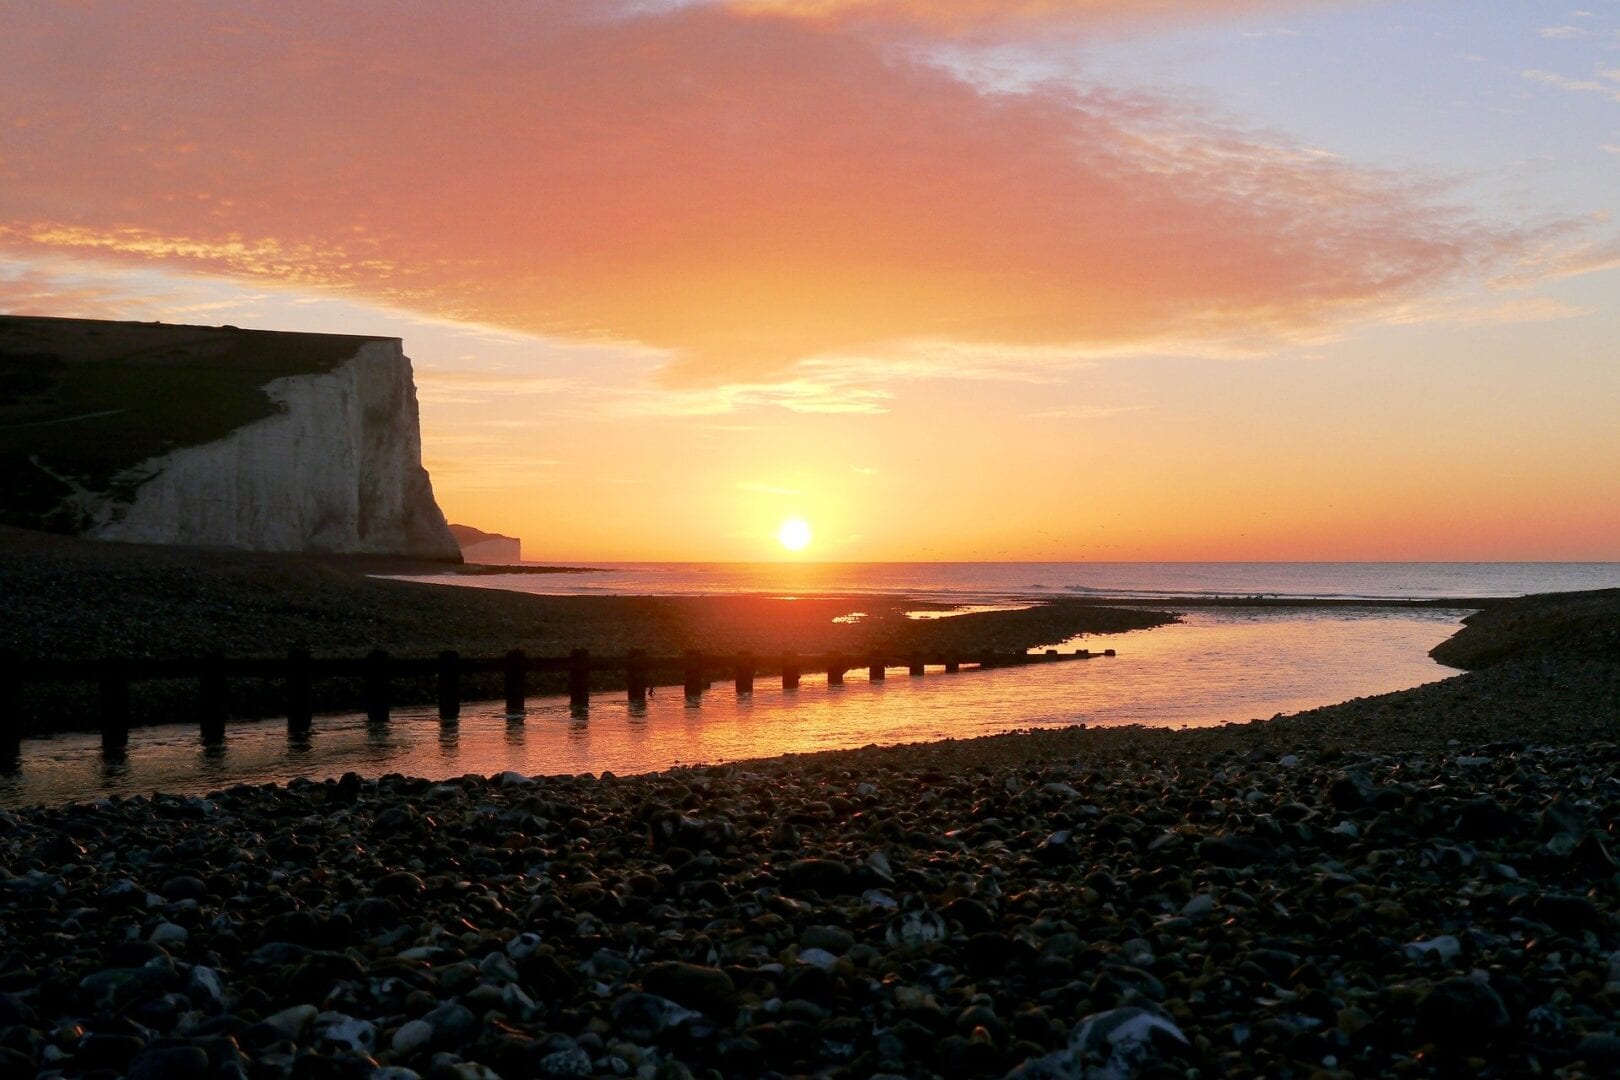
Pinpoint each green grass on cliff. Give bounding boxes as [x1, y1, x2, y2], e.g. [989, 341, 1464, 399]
[0, 315, 392, 532]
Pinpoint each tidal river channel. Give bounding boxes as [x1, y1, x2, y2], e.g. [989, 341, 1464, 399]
[0, 607, 1469, 805]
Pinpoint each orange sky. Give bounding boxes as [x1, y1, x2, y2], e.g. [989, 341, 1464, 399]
[2, 1, 1617, 560]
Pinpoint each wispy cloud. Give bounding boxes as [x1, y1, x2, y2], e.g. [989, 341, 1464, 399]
[0, 2, 1557, 388]
[1539, 25, 1587, 40]
[1522, 68, 1620, 103]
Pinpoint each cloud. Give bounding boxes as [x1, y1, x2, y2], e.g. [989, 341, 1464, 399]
[0, 2, 1548, 386]
[1539, 25, 1587, 40]
[1522, 68, 1620, 103]
[724, 0, 1348, 32]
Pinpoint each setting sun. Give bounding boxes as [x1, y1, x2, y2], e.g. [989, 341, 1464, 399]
[777, 516, 812, 552]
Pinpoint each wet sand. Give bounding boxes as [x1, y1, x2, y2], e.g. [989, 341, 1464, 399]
[0, 529, 1171, 733]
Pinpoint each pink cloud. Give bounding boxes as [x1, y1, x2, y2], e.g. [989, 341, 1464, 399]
[0, 2, 1535, 382]
[724, 0, 1357, 32]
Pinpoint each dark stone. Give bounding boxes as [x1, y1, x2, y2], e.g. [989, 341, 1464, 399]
[1574, 1034, 1620, 1072]
[611, 991, 696, 1042]
[1091, 965, 1166, 1003]
[1199, 834, 1273, 868]
[373, 870, 426, 897]
[0, 1046, 34, 1080]
[159, 875, 210, 900]
[73, 1032, 147, 1070]
[941, 897, 997, 934]
[641, 961, 737, 1020]
[1532, 893, 1606, 934]
[964, 932, 1010, 975]
[1327, 771, 1377, 811]
[1415, 976, 1510, 1048]
[262, 910, 322, 946]
[127, 1045, 210, 1080]
[780, 858, 858, 897]
[1456, 798, 1519, 841]
[0, 996, 33, 1028]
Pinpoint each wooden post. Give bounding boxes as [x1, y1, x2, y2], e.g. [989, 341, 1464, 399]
[827, 652, 845, 686]
[200, 653, 227, 744]
[734, 652, 754, 695]
[1046, 649, 1059, 659]
[1104, 648, 1116, 657]
[627, 650, 648, 704]
[504, 649, 527, 716]
[944, 654, 960, 674]
[438, 650, 462, 721]
[0, 651, 19, 767]
[365, 649, 391, 725]
[908, 655, 925, 676]
[781, 652, 800, 691]
[568, 649, 590, 709]
[99, 658, 129, 753]
[683, 651, 704, 698]
[868, 656, 885, 682]
[287, 648, 313, 739]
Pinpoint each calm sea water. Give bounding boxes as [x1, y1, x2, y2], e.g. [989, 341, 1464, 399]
[419, 560, 1620, 602]
[4, 563, 1614, 805]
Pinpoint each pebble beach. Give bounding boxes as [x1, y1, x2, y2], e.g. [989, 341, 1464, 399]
[1, 592, 1617, 1079]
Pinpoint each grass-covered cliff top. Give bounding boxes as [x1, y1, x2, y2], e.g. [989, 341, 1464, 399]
[0, 315, 394, 531]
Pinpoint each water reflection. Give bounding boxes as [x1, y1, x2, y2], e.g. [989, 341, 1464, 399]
[1, 609, 1467, 804]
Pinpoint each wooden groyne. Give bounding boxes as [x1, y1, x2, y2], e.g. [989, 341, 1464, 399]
[0, 646, 1113, 763]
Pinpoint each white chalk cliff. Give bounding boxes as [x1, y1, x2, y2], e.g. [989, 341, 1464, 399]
[88, 340, 460, 559]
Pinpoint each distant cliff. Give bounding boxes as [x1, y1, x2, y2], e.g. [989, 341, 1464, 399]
[0, 315, 460, 560]
[448, 523, 522, 564]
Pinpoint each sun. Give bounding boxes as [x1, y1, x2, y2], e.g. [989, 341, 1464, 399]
[777, 516, 812, 552]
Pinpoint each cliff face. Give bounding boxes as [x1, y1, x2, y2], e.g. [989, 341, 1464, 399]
[0, 317, 460, 560]
[448, 523, 522, 564]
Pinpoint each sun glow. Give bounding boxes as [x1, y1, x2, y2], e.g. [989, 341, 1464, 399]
[777, 516, 813, 552]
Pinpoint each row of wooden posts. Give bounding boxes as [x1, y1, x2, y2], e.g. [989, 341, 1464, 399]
[0, 646, 1112, 760]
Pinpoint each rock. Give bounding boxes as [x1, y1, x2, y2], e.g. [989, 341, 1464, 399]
[1327, 770, 1377, 810]
[391, 1019, 435, 1056]
[1009, 1006, 1191, 1077]
[802, 925, 855, 954]
[374, 870, 426, 897]
[160, 874, 211, 900]
[149, 921, 189, 948]
[1415, 976, 1510, 1048]
[1199, 834, 1273, 868]
[1456, 797, 1519, 841]
[424, 1000, 479, 1044]
[641, 962, 738, 1020]
[127, 1045, 210, 1080]
[315, 1011, 377, 1054]
[264, 1003, 318, 1040]
[611, 992, 702, 1042]
[780, 858, 858, 896]
[1574, 1034, 1620, 1072]
[1405, 936, 1462, 965]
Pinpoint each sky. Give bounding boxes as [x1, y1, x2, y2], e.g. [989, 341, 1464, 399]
[2, 0, 1617, 562]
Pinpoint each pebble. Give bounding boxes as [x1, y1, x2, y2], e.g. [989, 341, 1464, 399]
[0, 733, 1616, 1078]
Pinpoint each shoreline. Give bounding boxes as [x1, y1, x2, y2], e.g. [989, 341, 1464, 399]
[1, 539, 1616, 1075]
[1, 652, 1615, 1076]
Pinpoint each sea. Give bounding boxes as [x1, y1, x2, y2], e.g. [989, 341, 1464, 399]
[4, 562, 1616, 804]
